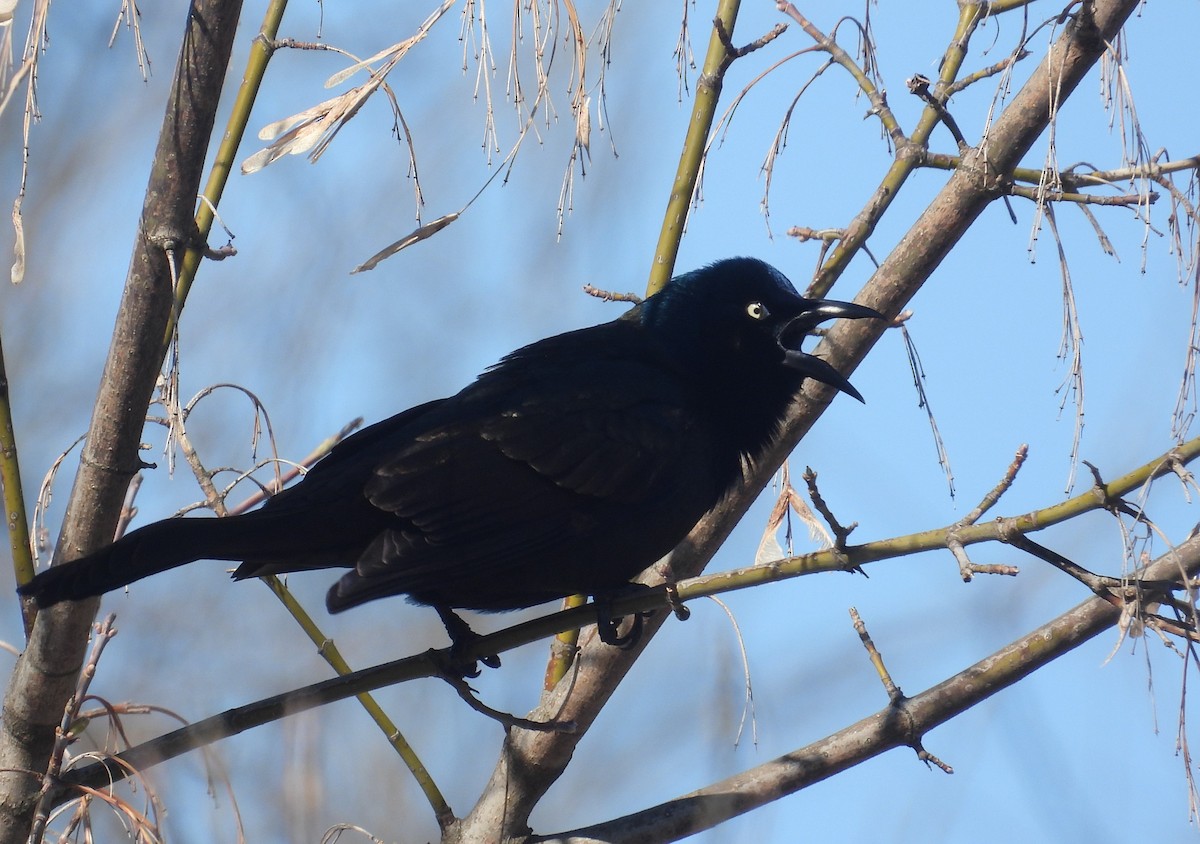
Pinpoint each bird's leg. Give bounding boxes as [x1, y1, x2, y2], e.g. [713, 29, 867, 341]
[435, 605, 501, 676]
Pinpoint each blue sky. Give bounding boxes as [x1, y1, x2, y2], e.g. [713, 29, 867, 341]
[1, 2, 1197, 842]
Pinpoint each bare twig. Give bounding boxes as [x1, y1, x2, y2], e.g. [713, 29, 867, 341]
[944, 49, 1030, 97]
[712, 16, 788, 60]
[961, 445, 1029, 525]
[581, 284, 642, 305]
[541, 534, 1200, 843]
[436, 669, 575, 735]
[801, 466, 856, 548]
[649, 2, 767, 292]
[1009, 182, 1154, 206]
[945, 446, 1029, 580]
[849, 608, 900, 702]
[708, 596, 757, 749]
[907, 73, 967, 152]
[896, 315, 955, 498]
[28, 616, 119, 844]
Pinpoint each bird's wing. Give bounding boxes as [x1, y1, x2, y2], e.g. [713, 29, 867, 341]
[341, 354, 709, 605]
[478, 359, 695, 501]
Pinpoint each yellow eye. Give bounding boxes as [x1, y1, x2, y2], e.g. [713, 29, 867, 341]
[746, 301, 768, 320]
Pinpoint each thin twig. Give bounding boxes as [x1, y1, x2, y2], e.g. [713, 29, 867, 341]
[801, 466, 857, 548]
[962, 445, 1029, 525]
[897, 316, 956, 498]
[436, 668, 575, 734]
[581, 284, 642, 304]
[28, 615, 119, 844]
[648, 1, 754, 292]
[907, 73, 968, 152]
[944, 49, 1031, 97]
[849, 608, 900, 702]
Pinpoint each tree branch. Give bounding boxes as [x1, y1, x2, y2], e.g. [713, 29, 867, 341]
[46, 429, 1196, 814]
[537, 534, 1200, 843]
[648, 0, 748, 293]
[0, 2, 244, 841]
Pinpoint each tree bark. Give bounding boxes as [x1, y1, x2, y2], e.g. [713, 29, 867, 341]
[0, 2, 243, 840]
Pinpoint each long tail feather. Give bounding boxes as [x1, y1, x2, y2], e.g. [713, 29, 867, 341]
[18, 514, 297, 607]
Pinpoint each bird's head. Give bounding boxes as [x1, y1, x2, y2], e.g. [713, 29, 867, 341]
[639, 257, 881, 401]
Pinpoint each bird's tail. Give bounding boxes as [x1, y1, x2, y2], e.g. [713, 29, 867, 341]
[17, 514, 302, 608]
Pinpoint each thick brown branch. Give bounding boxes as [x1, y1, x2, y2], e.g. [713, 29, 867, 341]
[0, 3, 244, 841]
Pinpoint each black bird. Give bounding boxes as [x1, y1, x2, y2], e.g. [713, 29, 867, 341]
[19, 258, 878, 647]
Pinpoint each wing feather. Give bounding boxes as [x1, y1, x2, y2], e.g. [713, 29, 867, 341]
[332, 348, 715, 610]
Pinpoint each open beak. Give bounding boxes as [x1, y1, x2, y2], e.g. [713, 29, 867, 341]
[779, 300, 882, 403]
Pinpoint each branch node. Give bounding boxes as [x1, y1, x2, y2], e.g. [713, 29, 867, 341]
[1082, 460, 1144, 521]
[946, 531, 1020, 581]
[664, 581, 691, 622]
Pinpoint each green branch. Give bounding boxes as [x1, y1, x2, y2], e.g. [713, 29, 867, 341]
[166, 0, 289, 345]
[648, 0, 744, 295]
[0, 334, 33, 632]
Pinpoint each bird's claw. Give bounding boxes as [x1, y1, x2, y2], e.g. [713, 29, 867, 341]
[429, 647, 482, 680]
[434, 641, 501, 679]
[595, 600, 649, 649]
[435, 605, 501, 675]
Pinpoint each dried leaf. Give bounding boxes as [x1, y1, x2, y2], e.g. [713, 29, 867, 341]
[754, 465, 833, 564]
[10, 196, 23, 284]
[324, 41, 409, 89]
[788, 486, 832, 547]
[754, 485, 790, 565]
[753, 528, 785, 567]
[241, 86, 373, 174]
[576, 95, 591, 153]
[351, 213, 460, 273]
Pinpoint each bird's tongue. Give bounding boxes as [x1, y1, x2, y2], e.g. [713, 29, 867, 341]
[778, 299, 880, 403]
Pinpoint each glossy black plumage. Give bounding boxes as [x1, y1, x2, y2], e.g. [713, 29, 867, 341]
[18, 258, 878, 625]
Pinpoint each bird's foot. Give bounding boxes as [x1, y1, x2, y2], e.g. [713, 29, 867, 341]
[594, 594, 653, 649]
[435, 606, 501, 677]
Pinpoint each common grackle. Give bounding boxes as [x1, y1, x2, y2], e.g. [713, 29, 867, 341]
[19, 258, 879, 648]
